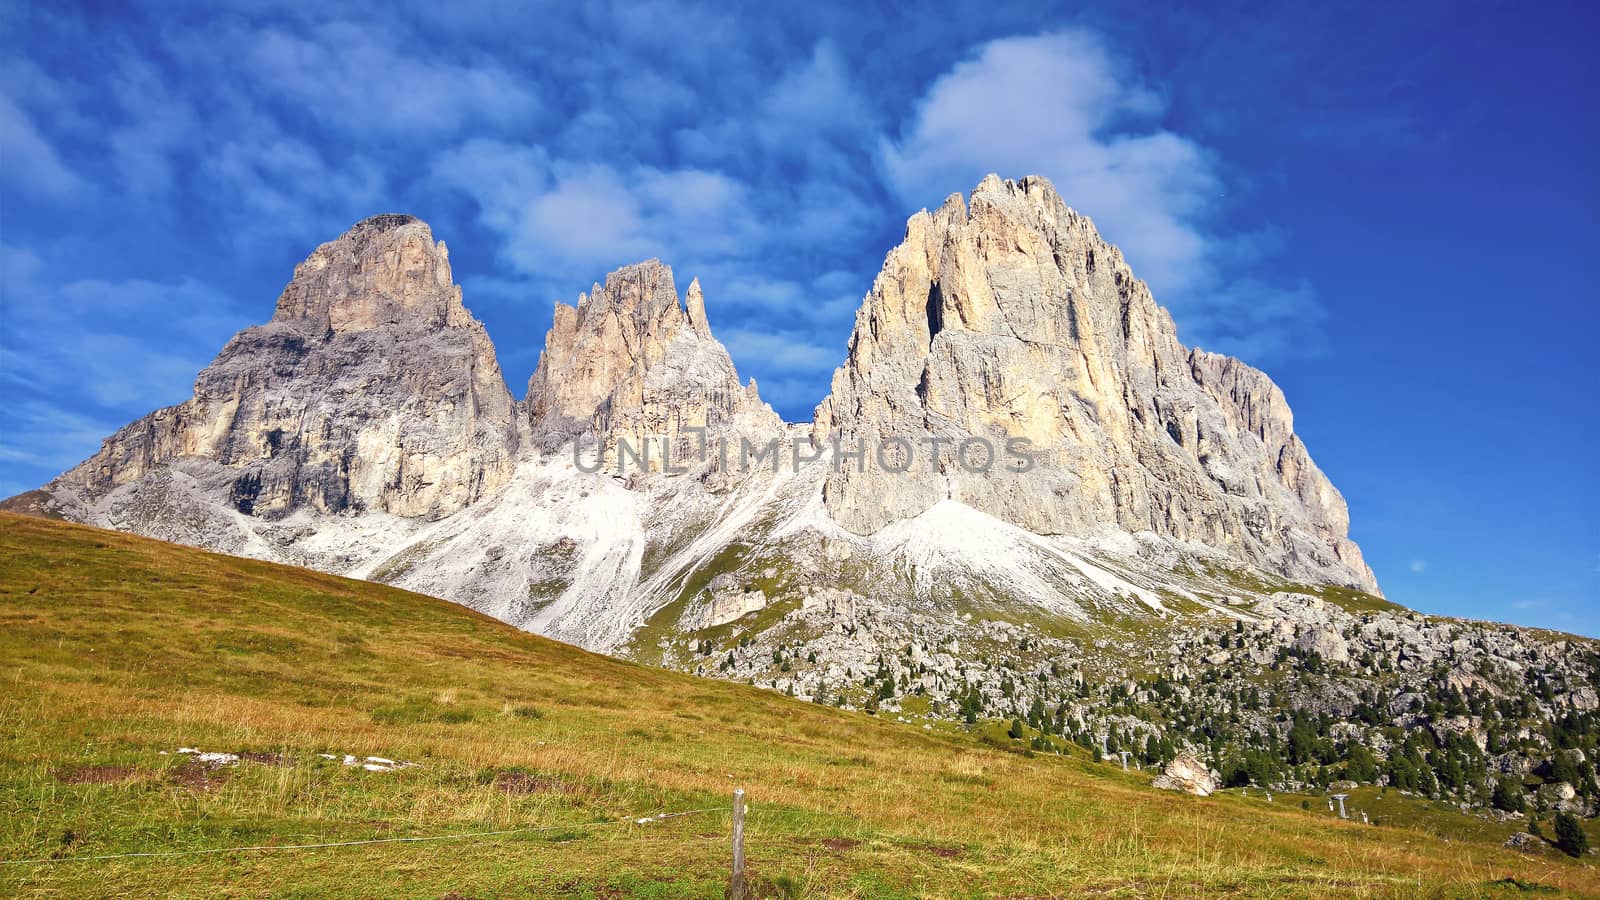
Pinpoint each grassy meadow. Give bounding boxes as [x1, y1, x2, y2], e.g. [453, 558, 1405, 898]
[0, 511, 1595, 898]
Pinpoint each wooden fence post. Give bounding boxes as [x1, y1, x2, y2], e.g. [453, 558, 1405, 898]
[730, 787, 747, 900]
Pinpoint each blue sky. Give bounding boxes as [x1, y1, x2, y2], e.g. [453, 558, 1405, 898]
[1, 1, 1595, 635]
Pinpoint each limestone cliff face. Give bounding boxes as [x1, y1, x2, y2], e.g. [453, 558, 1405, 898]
[525, 259, 778, 467]
[813, 175, 1377, 593]
[49, 214, 518, 520]
[11, 182, 1380, 640]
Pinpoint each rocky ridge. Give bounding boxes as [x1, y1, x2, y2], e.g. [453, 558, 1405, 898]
[8, 177, 1598, 823]
[660, 568, 1599, 822]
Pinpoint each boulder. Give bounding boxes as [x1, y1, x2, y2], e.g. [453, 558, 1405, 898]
[1152, 754, 1220, 797]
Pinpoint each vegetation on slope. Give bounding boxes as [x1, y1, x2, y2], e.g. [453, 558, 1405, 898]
[651, 544, 1600, 831]
[0, 512, 1595, 898]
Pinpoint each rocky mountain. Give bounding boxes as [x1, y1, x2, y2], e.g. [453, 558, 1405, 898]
[525, 259, 779, 463]
[16, 181, 1381, 615]
[343, 259, 795, 649]
[8, 177, 1597, 822]
[11, 214, 518, 557]
[813, 175, 1373, 593]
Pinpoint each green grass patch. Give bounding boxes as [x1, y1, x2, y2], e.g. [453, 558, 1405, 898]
[2, 512, 1596, 898]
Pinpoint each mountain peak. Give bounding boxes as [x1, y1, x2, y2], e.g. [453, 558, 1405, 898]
[271, 213, 465, 335]
[686, 277, 712, 339]
[347, 212, 424, 235]
[815, 174, 1378, 593]
[526, 261, 776, 449]
[35, 214, 517, 523]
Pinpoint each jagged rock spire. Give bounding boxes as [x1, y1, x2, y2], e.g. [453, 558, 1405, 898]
[685, 277, 713, 339]
[526, 260, 777, 458]
[271, 214, 471, 334]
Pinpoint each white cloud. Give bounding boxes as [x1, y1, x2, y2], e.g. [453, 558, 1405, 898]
[199, 129, 386, 244]
[638, 168, 746, 225]
[518, 166, 658, 269]
[883, 31, 1211, 293]
[1409, 559, 1427, 574]
[720, 328, 838, 371]
[433, 143, 757, 282]
[430, 139, 551, 234]
[243, 21, 540, 137]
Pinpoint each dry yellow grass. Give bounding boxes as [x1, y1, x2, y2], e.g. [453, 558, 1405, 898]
[1, 511, 1595, 897]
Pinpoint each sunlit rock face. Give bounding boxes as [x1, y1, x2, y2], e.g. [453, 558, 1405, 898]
[814, 175, 1376, 593]
[524, 259, 779, 468]
[40, 214, 520, 523]
[11, 175, 1378, 650]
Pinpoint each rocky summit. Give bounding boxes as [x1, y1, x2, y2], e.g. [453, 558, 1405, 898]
[8, 176, 1598, 821]
[814, 175, 1373, 593]
[14, 216, 519, 554]
[525, 259, 779, 462]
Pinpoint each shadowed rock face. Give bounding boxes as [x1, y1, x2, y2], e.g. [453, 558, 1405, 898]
[42, 215, 519, 521]
[813, 175, 1377, 593]
[525, 259, 778, 465]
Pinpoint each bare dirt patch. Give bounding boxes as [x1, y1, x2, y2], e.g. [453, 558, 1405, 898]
[493, 771, 576, 795]
[56, 764, 136, 784]
[820, 837, 861, 852]
[172, 760, 231, 792]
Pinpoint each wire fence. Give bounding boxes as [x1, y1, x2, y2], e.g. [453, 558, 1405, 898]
[0, 806, 731, 867]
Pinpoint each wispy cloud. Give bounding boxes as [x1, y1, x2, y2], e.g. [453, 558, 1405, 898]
[720, 329, 840, 372]
[199, 128, 387, 246]
[0, 12, 1344, 440]
[434, 153, 757, 280]
[241, 21, 540, 137]
[0, 241, 252, 483]
[0, 94, 88, 200]
[102, 53, 199, 196]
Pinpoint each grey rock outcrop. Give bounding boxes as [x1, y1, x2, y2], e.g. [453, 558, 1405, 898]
[1152, 754, 1221, 796]
[525, 260, 779, 466]
[683, 573, 768, 630]
[13, 177, 1384, 647]
[37, 214, 519, 522]
[813, 174, 1377, 593]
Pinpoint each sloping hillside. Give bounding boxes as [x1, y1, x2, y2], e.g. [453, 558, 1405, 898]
[0, 512, 1592, 897]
